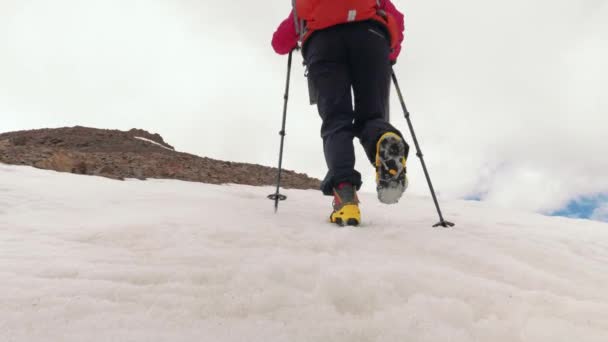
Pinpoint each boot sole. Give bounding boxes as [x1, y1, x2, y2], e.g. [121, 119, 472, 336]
[334, 217, 360, 227]
[376, 133, 408, 204]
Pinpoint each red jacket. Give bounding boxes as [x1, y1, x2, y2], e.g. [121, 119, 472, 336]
[271, 0, 405, 61]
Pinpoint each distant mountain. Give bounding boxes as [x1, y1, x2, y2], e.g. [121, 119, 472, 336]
[0, 126, 320, 190]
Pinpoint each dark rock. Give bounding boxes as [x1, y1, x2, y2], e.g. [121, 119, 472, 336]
[0, 126, 321, 191]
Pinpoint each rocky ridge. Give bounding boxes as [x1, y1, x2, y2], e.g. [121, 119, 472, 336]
[0, 126, 321, 190]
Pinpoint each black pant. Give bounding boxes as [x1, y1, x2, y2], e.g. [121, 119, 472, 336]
[304, 21, 407, 195]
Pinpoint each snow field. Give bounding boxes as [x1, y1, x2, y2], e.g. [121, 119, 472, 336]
[1, 164, 608, 341]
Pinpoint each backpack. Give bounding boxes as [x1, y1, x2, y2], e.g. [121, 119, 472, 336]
[293, 0, 398, 49]
[296, 0, 378, 30]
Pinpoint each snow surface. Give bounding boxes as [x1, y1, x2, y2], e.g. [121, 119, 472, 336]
[134, 136, 174, 151]
[1, 164, 608, 342]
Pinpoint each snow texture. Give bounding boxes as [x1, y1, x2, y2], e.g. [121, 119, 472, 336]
[1, 164, 608, 342]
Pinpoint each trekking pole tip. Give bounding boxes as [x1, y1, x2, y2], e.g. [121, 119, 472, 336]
[267, 193, 287, 214]
[433, 220, 455, 228]
[267, 193, 287, 201]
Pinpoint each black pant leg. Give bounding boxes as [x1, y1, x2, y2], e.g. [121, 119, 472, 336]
[305, 29, 362, 195]
[347, 22, 407, 164]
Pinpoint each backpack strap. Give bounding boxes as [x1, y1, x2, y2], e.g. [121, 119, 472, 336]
[292, 0, 306, 44]
[291, 0, 299, 35]
[376, 0, 387, 18]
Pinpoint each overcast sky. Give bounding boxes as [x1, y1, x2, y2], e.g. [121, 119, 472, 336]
[1, 0, 607, 220]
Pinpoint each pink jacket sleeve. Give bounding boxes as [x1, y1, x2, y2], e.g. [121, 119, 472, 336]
[383, 0, 405, 61]
[271, 11, 298, 55]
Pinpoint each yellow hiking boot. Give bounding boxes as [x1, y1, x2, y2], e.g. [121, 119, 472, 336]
[330, 182, 361, 227]
[375, 132, 408, 204]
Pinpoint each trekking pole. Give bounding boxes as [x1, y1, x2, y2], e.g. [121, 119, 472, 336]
[267, 51, 294, 213]
[391, 70, 455, 228]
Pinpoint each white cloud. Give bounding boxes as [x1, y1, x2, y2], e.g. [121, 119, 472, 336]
[1, 0, 607, 216]
[592, 203, 608, 222]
